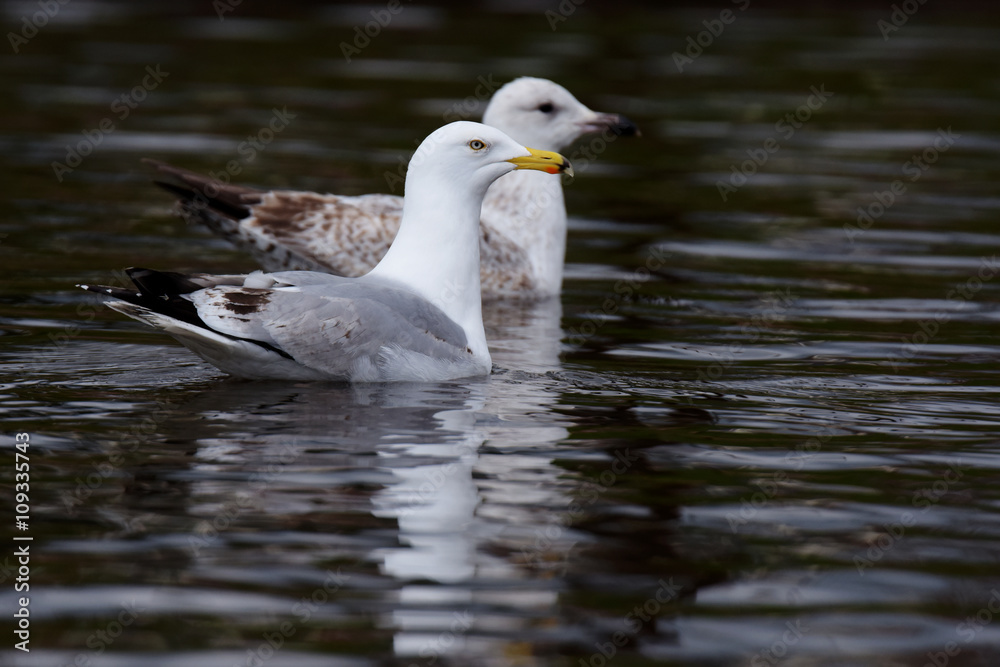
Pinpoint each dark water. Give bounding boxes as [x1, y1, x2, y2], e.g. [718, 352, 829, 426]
[4, 2, 1000, 665]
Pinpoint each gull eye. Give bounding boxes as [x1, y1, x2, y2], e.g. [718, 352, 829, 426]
[538, 102, 555, 114]
[469, 139, 487, 151]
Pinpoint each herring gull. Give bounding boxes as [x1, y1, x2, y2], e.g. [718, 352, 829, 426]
[144, 77, 637, 299]
[79, 121, 572, 382]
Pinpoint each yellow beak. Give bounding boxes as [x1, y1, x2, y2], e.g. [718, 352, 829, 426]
[507, 147, 574, 177]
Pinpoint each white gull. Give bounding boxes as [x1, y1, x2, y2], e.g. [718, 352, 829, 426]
[79, 121, 572, 382]
[145, 77, 636, 299]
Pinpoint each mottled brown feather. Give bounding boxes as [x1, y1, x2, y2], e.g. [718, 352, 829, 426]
[145, 162, 541, 297]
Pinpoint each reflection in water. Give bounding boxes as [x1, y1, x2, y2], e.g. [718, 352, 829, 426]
[7, 2, 1000, 665]
[114, 299, 577, 662]
[483, 297, 564, 374]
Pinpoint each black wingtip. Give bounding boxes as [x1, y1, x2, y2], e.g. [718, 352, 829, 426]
[142, 159, 259, 220]
[78, 283, 143, 301]
[81, 268, 297, 361]
[81, 268, 206, 328]
[126, 267, 209, 296]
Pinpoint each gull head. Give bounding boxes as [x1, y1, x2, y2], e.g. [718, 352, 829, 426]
[407, 121, 573, 197]
[482, 77, 639, 153]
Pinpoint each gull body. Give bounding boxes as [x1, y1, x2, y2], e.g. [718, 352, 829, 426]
[147, 77, 636, 299]
[81, 122, 571, 382]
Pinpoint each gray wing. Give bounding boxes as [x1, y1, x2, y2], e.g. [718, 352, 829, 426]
[190, 281, 472, 380]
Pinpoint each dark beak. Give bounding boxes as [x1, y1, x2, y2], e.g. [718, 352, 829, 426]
[580, 112, 641, 138]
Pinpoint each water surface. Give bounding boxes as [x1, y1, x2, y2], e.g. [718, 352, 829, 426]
[3, 2, 1000, 666]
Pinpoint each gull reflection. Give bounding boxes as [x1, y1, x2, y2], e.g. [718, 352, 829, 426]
[140, 297, 572, 662]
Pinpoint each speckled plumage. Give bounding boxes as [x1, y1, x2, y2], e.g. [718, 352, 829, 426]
[148, 78, 637, 300]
